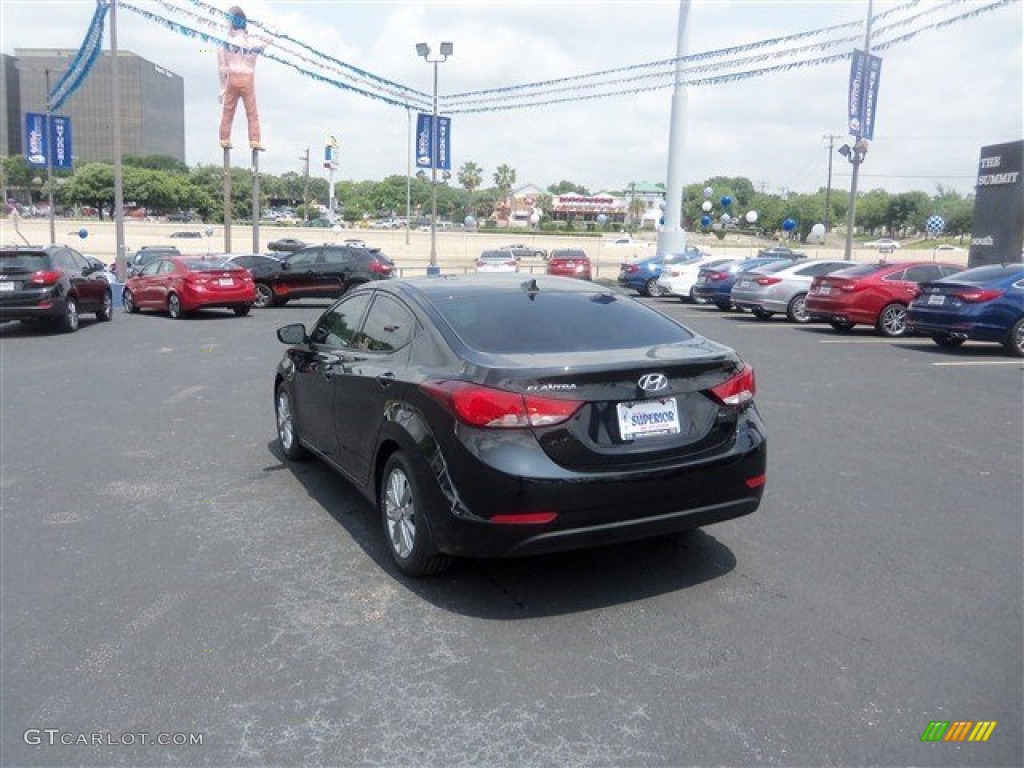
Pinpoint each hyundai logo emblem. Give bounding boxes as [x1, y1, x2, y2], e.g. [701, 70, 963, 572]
[638, 373, 669, 392]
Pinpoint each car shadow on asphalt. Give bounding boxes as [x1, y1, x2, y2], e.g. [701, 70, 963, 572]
[267, 441, 739, 619]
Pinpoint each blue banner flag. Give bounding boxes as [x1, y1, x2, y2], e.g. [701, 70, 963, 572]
[415, 113, 452, 170]
[25, 113, 74, 168]
[848, 49, 882, 140]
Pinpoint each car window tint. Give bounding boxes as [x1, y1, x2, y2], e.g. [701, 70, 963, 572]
[51, 249, 78, 271]
[355, 295, 416, 353]
[434, 291, 693, 354]
[322, 248, 353, 266]
[311, 292, 372, 347]
[0, 251, 47, 271]
[140, 260, 162, 276]
[288, 249, 320, 268]
[938, 265, 964, 278]
[67, 248, 89, 270]
[903, 265, 938, 282]
[835, 264, 885, 278]
[883, 269, 907, 281]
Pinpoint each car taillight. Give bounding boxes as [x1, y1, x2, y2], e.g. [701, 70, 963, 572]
[623, 264, 639, 273]
[707, 364, 755, 407]
[755, 276, 782, 286]
[421, 380, 583, 428]
[708, 271, 730, 281]
[954, 288, 1002, 303]
[30, 270, 62, 285]
[370, 261, 392, 274]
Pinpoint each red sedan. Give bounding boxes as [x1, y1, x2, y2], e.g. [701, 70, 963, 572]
[123, 256, 256, 318]
[546, 248, 592, 280]
[805, 261, 963, 336]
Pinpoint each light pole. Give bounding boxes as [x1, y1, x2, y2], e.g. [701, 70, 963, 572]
[416, 41, 453, 276]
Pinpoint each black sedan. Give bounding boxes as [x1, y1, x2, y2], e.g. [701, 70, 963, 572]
[267, 238, 307, 253]
[274, 275, 766, 577]
[253, 244, 394, 307]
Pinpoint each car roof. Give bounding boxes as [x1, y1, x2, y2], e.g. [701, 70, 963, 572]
[386, 274, 600, 299]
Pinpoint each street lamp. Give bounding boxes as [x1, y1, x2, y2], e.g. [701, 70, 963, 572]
[416, 41, 453, 276]
[839, 139, 869, 260]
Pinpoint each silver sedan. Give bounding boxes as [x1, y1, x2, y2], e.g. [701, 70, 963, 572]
[731, 259, 853, 323]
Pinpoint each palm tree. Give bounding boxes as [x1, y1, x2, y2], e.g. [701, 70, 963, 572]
[458, 161, 483, 218]
[493, 164, 516, 225]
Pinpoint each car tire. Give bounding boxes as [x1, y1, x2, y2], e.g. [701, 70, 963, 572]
[96, 289, 113, 322]
[275, 385, 310, 461]
[829, 320, 855, 332]
[751, 308, 774, 320]
[1004, 318, 1024, 357]
[60, 296, 79, 333]
[167, 292, 183, 319]
[877, 303, 908, 337]
[933, 333, 965, 349]
[123, 288, 140, 313]
[786, 293, 810, 323]
[253, 283, 275, 308]
[379, 451, 452, 578]
[644, 278, 665, 298]
[233, 305, 251, 317]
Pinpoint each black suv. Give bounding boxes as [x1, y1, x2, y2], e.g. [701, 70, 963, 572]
[0, 245, 114, 332]
[252, 244, 395, 308]
[127, 245, 182, 276]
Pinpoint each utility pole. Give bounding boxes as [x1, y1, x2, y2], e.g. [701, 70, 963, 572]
[823, 133, 842, 232]
[301, 148, 310, 224]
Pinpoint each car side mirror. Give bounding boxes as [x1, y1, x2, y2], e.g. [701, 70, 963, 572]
[277, 323, 307, 344]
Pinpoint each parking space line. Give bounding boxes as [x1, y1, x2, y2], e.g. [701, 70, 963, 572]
[931, 360, 1023, 367]
[817, 338, 922, 344]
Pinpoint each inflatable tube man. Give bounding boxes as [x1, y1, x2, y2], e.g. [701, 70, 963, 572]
[218, 6, 270, 151]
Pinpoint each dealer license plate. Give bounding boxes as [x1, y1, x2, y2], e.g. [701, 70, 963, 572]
[218, 278, 234, 286]
[818, 284, 832, 295]
[927, 294, 945, 306]
[0, 281, 14, 292]
[736, 279, 751, 289]
[617, 398, 680, 440]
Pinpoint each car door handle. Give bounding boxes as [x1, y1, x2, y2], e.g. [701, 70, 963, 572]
[376, 372, 396, 387]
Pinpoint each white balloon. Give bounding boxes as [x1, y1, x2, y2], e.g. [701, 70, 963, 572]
[529, 213, 540, 225]
[745, 210, 758, 224]
[701, 201, 713, 212]
[808, 223, 826, 243]
[720, 213, 731, 223]
[332, 224, 342, 234]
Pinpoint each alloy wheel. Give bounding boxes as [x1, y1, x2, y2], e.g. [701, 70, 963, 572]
[384, 467, 416, 559]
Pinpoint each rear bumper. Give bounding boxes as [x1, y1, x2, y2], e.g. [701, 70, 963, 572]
[907, 314, 1010, 343]
[427, 409, 767, 558]
[179, 283, 255, 310]
[0, 292, 66, 320]
[805, 297, 874, 324]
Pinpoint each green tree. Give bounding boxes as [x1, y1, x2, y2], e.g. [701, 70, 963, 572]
[547, 180, 590, 196]
[493, 164, 516, 198]
[123, 154, 189, 174]
[60, 162, 114, 219]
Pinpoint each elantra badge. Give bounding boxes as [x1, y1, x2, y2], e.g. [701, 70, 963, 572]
[638, 373, 669, 392]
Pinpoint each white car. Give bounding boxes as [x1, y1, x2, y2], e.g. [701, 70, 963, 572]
[864, 238, 901, 251]
[475, 249, 519, 273]
[657, 255, 733, 302]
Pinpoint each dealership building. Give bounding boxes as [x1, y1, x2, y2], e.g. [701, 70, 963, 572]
[1, 49, 185, 165]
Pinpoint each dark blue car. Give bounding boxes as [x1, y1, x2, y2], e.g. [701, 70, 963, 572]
[617, 246, 703, 297]
[907, 263, 1024, 357]
[692, 257, 794, 310]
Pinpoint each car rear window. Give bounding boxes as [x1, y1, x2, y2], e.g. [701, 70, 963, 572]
[0, 251, 47, 271]
[944, 264, 1024, 284]
[432, 290, 693, 353]
[833, 264, 886, 277]
[183, 259, 240, 271]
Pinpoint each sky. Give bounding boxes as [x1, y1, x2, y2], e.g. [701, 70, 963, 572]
[2, 0, 1021, 197]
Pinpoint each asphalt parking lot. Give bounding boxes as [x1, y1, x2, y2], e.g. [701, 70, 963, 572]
[2, 292, 1021, 767]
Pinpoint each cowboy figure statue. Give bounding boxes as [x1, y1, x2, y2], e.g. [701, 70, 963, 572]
[218, 6, 271, 151]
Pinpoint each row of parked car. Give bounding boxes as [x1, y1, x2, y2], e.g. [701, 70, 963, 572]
[616, 249, 1024, 357]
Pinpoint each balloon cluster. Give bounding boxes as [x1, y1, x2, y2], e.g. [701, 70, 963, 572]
[697, 187, 757, 232]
